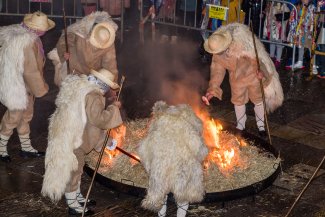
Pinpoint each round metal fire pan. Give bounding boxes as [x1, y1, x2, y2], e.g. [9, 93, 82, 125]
[84, 125, 280, 203]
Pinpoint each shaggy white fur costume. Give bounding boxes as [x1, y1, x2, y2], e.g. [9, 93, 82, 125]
[41, 75, 101, 202]
[138, 101, 208, 211]
[47, 11, 118, 86]
[216, 23, 284, 113]
[0, 24, 37, 110]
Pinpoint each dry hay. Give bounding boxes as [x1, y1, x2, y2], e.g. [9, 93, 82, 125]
[85, 119, 280, 193]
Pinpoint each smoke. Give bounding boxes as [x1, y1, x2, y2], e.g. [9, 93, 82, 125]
[121, 29, 211, 119]
[142, 38, 208, 110]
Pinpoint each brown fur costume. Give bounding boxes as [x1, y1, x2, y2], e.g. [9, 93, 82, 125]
[138, 101, 208, 211]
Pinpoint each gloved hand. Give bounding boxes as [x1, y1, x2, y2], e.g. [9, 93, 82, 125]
[106, 138, 118, 151]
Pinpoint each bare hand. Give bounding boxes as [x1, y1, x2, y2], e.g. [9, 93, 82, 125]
[202, 96, 210, 106]
[64, 52, 70, 61]
[113, 101, 122, 108]
[202, 92, 214, 106]
[256, 70, 264, 80]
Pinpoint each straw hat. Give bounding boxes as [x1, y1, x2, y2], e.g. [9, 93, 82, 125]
[90, 69, 119, 90]
[89, 22, 116, 49]
[23, 11, 55, 32]
[204, 31, 232, 54]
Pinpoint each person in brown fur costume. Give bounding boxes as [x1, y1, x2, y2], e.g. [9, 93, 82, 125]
[202, 23, 284, 137]
[138, 101, 208, 217]
[48, 11, 119, 87]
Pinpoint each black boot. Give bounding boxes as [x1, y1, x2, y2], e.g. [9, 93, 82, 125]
[0, 155, 11, 163]
[68, 207, 94, 216]
[19, 150, 45, 158]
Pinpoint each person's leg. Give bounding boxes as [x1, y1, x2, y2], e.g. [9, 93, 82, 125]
[76, 181, 96, 206]
[0, 133, 10, 162]
[176, 201, 189, 217]
[276, 45, 284, 62]
[0, 109, 23, 161]
[294, 47, 305, 69]
[65, 148, 93, 215]
[234, 104, 247, 130]
[274, 44, 284, 68]
[254, 102, 265, 132]
[157, 195, 168, 217]
[16, 95, 43, 156]
[269, 43, 276, 59]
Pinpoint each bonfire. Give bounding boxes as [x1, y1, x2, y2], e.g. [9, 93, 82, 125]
[85, 109, 280, 193]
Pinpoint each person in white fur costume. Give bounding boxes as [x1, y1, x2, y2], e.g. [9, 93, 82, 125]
[42, 69, 122, 215]
[202, 23, 284, 137]
[0, 12, 55, 162]
[138, 101, 209, 217]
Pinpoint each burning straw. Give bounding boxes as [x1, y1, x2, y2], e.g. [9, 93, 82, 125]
[85, 118, 280, 193]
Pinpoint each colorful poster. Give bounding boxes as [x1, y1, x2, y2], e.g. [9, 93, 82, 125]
[208, 4, 228, 21]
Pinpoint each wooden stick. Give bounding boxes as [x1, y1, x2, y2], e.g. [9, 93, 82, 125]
[285, 154, 325, 217]
[63, 8, 70, 72]
[250, 21, 273, 147]
[82, 76, 126, 217]
[116, 146, 140, 163]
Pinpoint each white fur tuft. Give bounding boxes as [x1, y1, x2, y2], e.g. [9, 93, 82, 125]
[138, 102, 208, 211]
[47, 48, 67, 86]
[41, 75, 101, 202]
[0, 24, 37, 110]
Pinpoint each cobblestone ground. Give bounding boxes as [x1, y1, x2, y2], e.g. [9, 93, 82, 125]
[1, 6, 325, 217]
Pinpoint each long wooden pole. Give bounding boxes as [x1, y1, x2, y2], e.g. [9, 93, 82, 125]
[250, 21, 273, 147]
[63, 8, 70, 72]
[285, 154, 325, 217]
[82, 76, 129, 217]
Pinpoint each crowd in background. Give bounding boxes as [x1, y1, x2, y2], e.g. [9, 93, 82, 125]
[0, 0, 324, 77]
[148, 0, 325, 77]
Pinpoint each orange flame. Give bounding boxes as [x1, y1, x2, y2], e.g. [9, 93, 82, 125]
[102, 124, 142, 165]
[195, 109, 244, 174]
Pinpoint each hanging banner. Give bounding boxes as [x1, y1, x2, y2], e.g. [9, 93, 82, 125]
[29, 0, 52, 2]
[208, 4, 228, 21]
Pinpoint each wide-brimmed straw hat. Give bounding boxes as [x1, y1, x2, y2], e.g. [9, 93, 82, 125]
[23, 11, 55, 32]
[204, 30, 232, 54]
[90, 69, 119, 90]
[89, 22, 116, 49]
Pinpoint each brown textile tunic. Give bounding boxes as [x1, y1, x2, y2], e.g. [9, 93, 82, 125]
[56, 33, 118, 82]
[0, 39, 49, 137]
[66, 91, 123, 192]
[207, 48, 271, 106]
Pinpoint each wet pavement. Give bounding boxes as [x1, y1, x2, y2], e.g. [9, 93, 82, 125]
[1, 7, 325, 217]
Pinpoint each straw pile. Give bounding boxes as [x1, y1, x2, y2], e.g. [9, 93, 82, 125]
[85, 119, 280, 192]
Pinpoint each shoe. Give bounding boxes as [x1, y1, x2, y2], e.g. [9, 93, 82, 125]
[79, 199, 96, 208]
[317, 74, 325, 79]
[274, 60, 281, 69]
[258, 130, 267, 137]
[285, 65, 292, 70]
[19, 150, 45, 158]
[233, 128, 246, 138]
[0, 155, 11, 163]
[312, 65, 318, 75]
[293, 61, 305, 69]
[68, 207, 94, 216]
